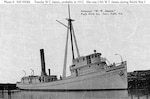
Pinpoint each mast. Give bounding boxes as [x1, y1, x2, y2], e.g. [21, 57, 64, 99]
[66, 4, 80, 60]
[57, 5, 80, 78]
[72, 24, 80, 58]
[62, 24, 69, 78]
[68, 10, 75, 60]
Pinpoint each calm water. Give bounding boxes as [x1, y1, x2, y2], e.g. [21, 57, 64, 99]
[0, 89, 150, 99]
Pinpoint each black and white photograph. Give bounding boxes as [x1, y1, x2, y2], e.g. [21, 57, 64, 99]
[0, 1, 150, 99]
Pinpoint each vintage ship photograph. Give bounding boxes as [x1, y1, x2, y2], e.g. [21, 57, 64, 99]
[16, 5, 128, 91]
[0, 3, 150, 99]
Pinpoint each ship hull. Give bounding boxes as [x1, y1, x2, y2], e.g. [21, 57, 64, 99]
[17, 65, 127, 91]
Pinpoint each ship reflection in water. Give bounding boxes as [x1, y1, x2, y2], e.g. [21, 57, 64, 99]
[1, 90, 150, 99]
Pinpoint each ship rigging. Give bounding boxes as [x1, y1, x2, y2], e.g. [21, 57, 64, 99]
[57, 5, 80, 78]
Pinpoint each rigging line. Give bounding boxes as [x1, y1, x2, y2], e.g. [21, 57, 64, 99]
[56, 20, 69, 28]
[71, 23, 80, 57]
[62, 23, 69, 78]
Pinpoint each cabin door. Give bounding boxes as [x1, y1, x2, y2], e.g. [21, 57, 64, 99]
[75, 69, 78, 76]
[86, 56, 91, 64]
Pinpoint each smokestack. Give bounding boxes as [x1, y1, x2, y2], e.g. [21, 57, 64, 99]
[40, 49, 47, 76]
[48, 69, 51, 76]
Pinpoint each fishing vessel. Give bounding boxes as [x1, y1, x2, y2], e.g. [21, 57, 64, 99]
[16, 6, 128, 91]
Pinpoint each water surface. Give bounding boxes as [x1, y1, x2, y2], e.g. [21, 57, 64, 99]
[0, 89, 150, 99]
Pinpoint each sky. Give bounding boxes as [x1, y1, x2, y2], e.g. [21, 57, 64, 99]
[0, 4, 150, 83]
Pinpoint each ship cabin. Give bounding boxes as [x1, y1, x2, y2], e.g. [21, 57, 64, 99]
[20, 49, 58, 84]
[21, 75, 57, 84]
[70, 51, 108, 77]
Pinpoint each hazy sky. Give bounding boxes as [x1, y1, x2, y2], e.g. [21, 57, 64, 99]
[0, 4, 150, 83]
